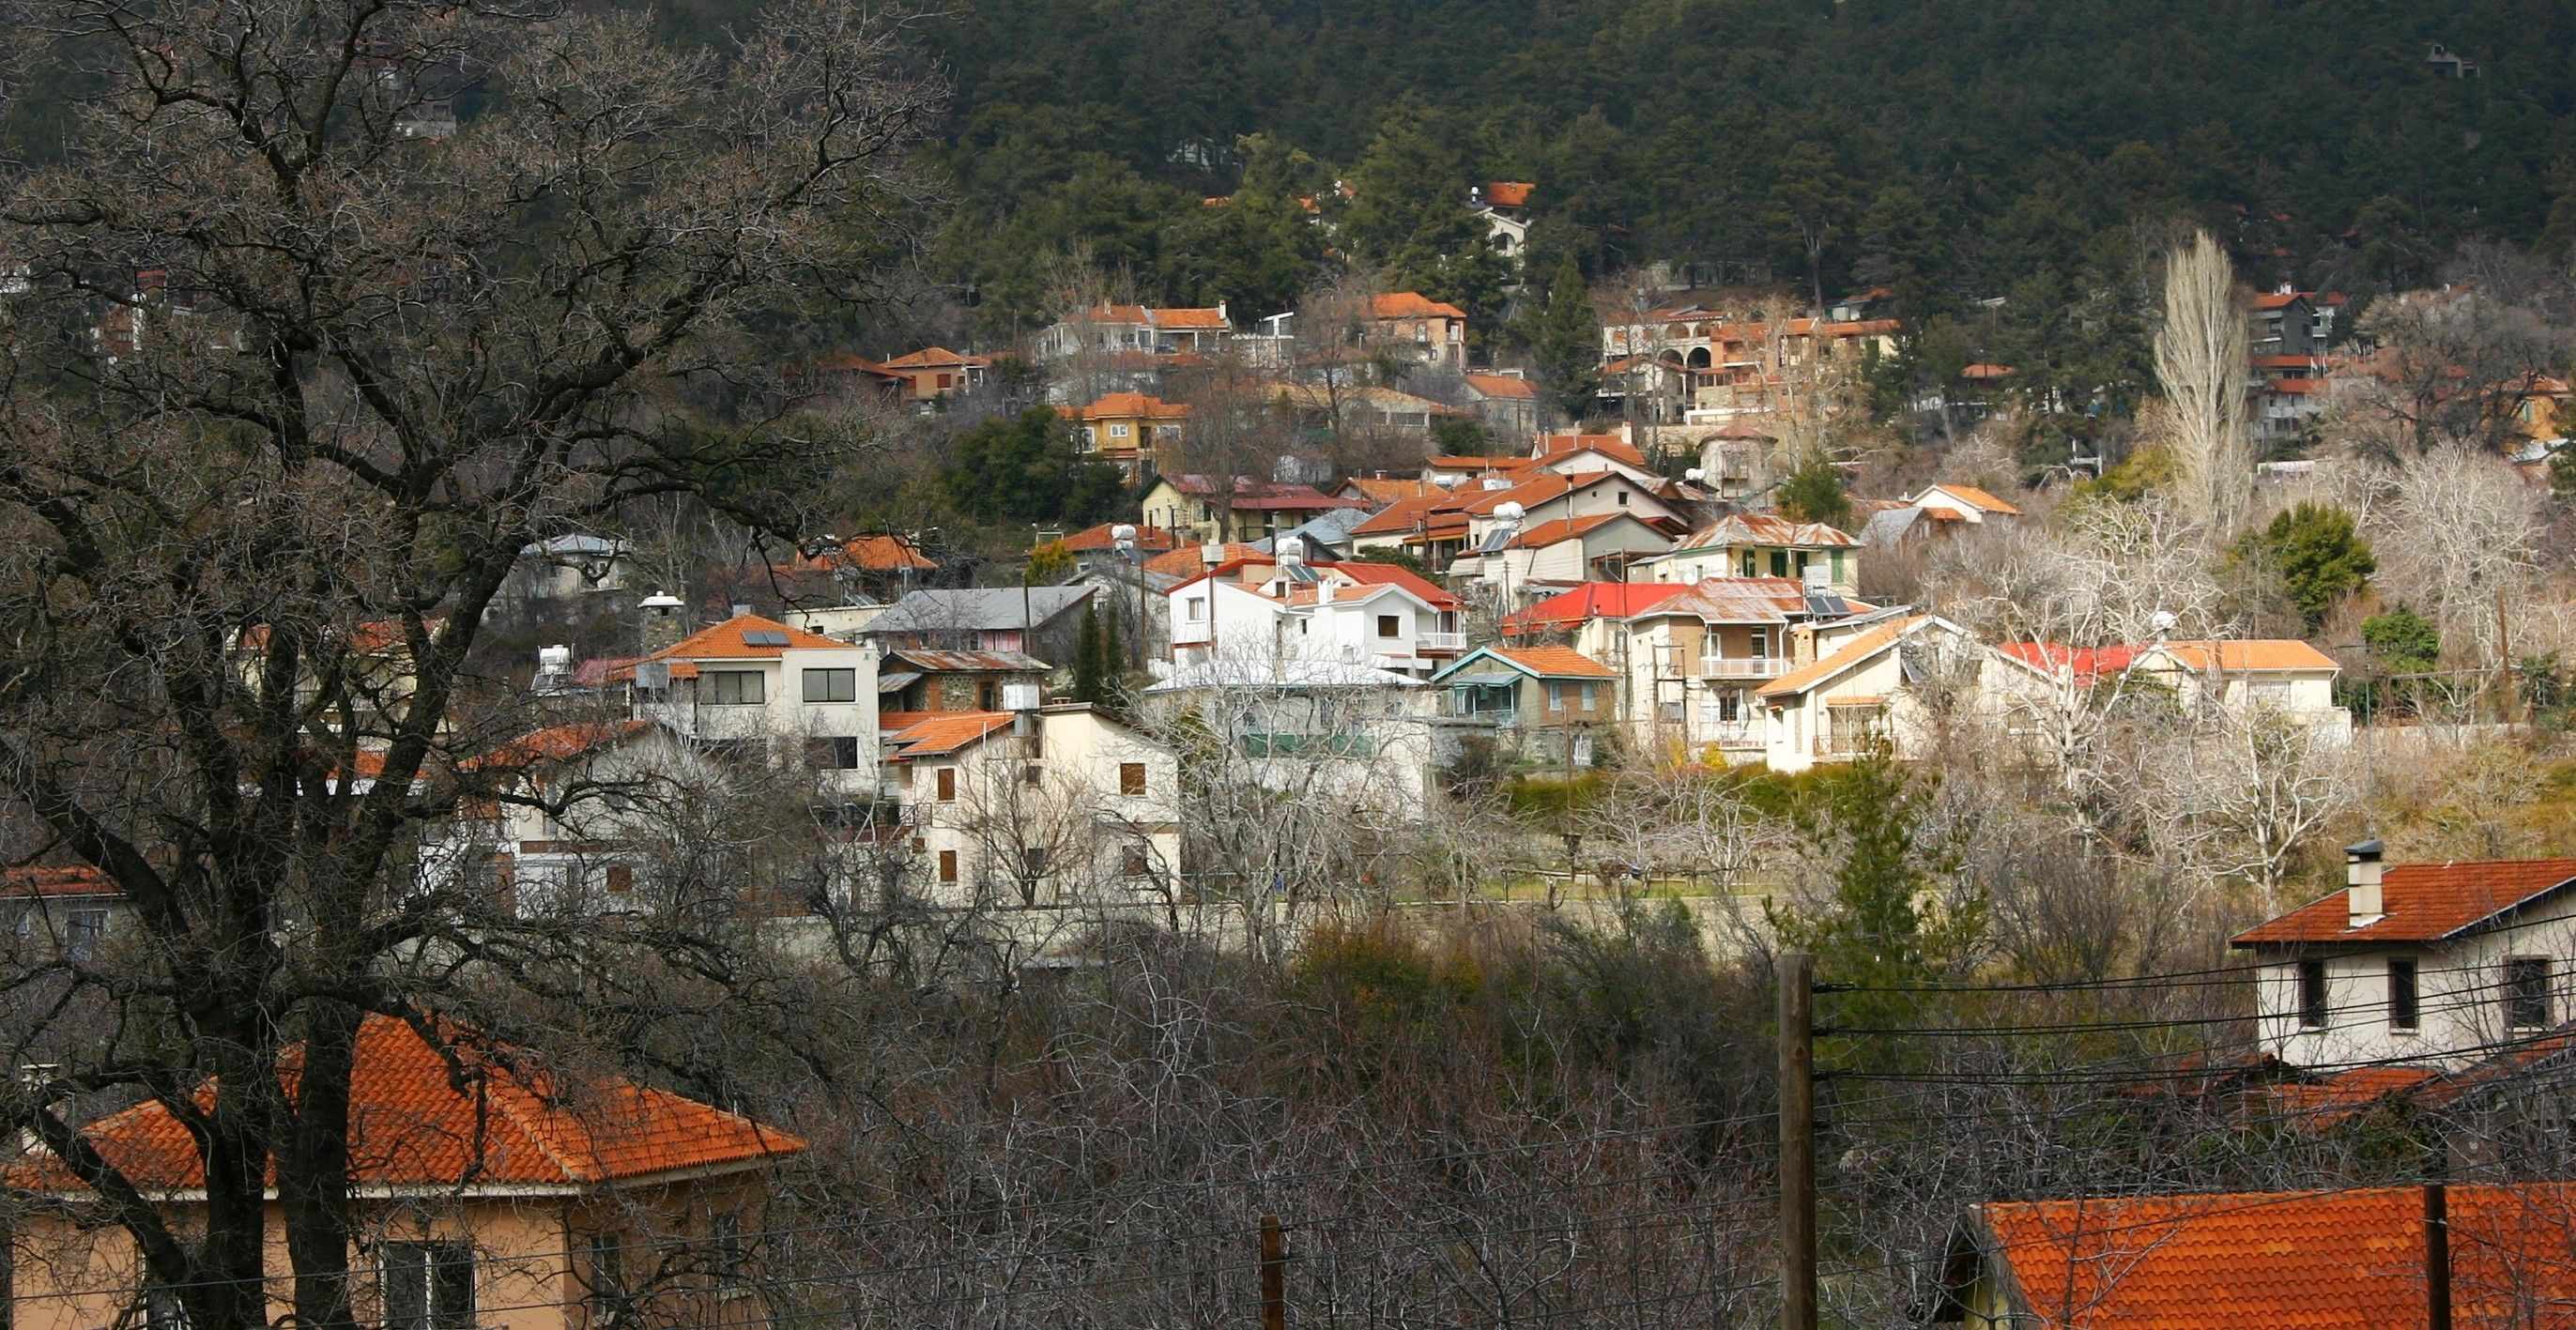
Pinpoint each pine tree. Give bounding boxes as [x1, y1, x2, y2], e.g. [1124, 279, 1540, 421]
[1526, 254, 1601, 422]
[1774, 449, 1852, 530]
[1100, 616, 1127, 713]
[1073, 604, 1106, 704]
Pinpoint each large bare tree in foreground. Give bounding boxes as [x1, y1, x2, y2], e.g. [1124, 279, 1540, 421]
[2154, 230, 2251, 540]
[0, 1, 940, 1324]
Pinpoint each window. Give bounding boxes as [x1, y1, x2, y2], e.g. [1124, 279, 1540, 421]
[2296, 959, 2327, 1029]
[1081, 426, 1097, 449]
[1110, 423, 1130, 438]
[2388, 958, 2419, 1031]
[1124, 848, 1151, 877]
[806, 737, 861, 770]
[1024, 846, 1051, 877]
[1120, 762, 1147, 796]
[381, 1243, 474, 1330]
[64, 908, 106, 961]
[1376, 614, 1400, 638]
[1546, 682, 1566, 711]
[586, 1231, 627, 1318]
[1020, 762, 1042, 786]
[606, 864, 634, 894]
[1739, 552, 1756, 577]
[1186, 597, 1206, 622]
[703, 670, 764, 705]
[803, 668, 857, 703]
[1580, 683, 1598, 710]
[938, 850, 958, 883]
[935, 768, 956, 802]
[1616, 490, 1630, 507]
[709, 1212, 746, 1288]
[2508, 957, 2553, 1030]
[1769, 551, 1789, 578]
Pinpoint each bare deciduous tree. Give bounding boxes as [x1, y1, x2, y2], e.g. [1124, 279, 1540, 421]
[2153, 230, 2253, 539]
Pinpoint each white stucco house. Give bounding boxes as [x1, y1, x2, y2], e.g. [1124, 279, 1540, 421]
[2233, 845, 2576, 1071]
[611, 613, 884, 798]
[1168, 556, 1466, 679]
[883, 703, 1181, 908]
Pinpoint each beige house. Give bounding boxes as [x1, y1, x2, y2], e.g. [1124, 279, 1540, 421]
[1364, 291, 1467, 369]
[1633, 513, 1862, 596]
[8, 1014, 804, 1330]
[1431, 644, 1619, 759]
[2131, 638, 2349, 737]
[1615, 578, 1868, 760]
[1754, 614, 1996, 772]
[608, 613, 882, 799]
[1908, 482, 2022, 525]
[884, 703, 1180, 906]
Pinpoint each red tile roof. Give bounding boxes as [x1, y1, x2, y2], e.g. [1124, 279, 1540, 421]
[1341, 476, 1442, 506]
[1462, 372, 1538, 401]
[2266, 376, 2326, 395]
[1485, 645, 1618, 680]
[2247, 290, 2308, 310]
[1919, 483, 2022, 515]
[837, 534, 938, 572]
[1482, 181, 1535, 208]
[1959, 362, 2015, 380]
[1370, 291, 1467, 320]
[2247, 1065, 2444, 1129]
[464, 719, 654, 772]
[1968, 1184, 2576, 1328]
[0, 865, 119, 898]
[1350, 493, 1463, 538]
[1143, 543, 1267, 577]
[1502, 582, 1691, 634]
[11, 1015, 803, 1193]
[1996, 642, 2142, 684]
[1424, 453, 1537, 473]
[1150, 307, 1229, 329]
[2254, 354, 2327, 370]
[2233, 858, 2576, 946]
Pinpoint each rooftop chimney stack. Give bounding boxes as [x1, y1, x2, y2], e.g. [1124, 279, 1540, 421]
[638, 591, 687, 655]
[2346, 838, 2385, 925]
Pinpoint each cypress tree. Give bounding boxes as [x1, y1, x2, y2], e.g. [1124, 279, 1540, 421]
[1073, 604, 1106, 704]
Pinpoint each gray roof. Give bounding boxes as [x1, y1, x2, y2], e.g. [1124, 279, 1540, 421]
[862, 587, 1095, 634]
[1253, 508, 1371, 555]
[1860, 507, 1925, 550]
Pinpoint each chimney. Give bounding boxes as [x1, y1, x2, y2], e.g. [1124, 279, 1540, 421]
[638, 591, 687, 655]
[2346, 839, 2385, 925]
[730, 603, 752, 619]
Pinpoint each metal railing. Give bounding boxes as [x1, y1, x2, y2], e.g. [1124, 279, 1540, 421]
[1699, 656, 1786, 679]
[1418, 631, 1466, 651]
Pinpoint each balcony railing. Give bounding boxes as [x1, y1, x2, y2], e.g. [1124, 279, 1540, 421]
[1172, 620, 1211, 646]
[1700, 656, 1786, 679]
[1418, 631, 1465, 651]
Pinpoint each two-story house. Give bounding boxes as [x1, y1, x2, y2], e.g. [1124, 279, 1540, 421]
[0, 864, 128, 964]
[1167, 555, 1465, 678]
[8, 1014, 805, 1330]
[1461, 512, 1676, 604]
[1462, 371, 1539, 436]
[1142, 657, 1439, 820]
[610, 613, 883, 795]
[1064, 391, 1189, 479]
[1500, 581, 1692, 660]
[1430, 645, 1619, 759]
[1755, 612, 2005, 772]
[1633, 512, 1862, 595]
[2232, 845, 2576, 1071]
[1365, 292, 1468, 369]
[2132, 638, 2352, 739]
[883, 702, 1180, 906]
[874, 345, 989, 401]
[1615, 577, 1867, 757]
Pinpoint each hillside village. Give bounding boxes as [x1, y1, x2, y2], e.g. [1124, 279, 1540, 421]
[12, 4, 2576, 1328]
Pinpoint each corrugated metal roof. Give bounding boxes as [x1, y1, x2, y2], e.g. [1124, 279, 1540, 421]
[885, 648, 1050, 672]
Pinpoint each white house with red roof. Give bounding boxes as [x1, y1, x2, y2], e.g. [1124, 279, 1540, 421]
[1167, 557, 1465, 679]
[1139, 474, 1371, 544]
[425, 718, 723, 915]
[880, 702, 1179, 905]
[1452, 512, 1675, 604]
[1908, 482, 2023, 526]
[2233, 844, 2576, 1071]
[607, 612, 882, 792]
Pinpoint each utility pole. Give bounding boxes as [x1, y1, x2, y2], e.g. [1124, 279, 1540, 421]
[2425, 1182, 2452, 1330]
[1778, 950, 1816, 1330]
[1261, 1213, 1286, 1330]
[2496, 584, 2517, 726]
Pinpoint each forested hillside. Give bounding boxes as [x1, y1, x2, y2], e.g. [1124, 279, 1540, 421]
[883, 0, 2576, 334]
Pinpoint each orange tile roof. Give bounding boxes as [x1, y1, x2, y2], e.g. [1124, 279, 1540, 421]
[1076, 391, 1190, 420]
[1462, 372, 1538, 400]
[1342, 476, 1441, 506]
[2153, 639, 2339, 673]
[1370, 291, 1467, 320]
[1509, 512, 1629, 548]
[1484, 645, 1618, 680]
[884, 711, 1015, 759]
[2232, 858, 2576, 946]
[1149, 307, 1229, 329]
[878, 345, 989, 370]
[1965, 1184, 2576, 1328]
[1142, 543, 1267, 577]
[10, 1015, 803, 1193]
[1757, 617, 1927, 699]
[2247, 290, 2308, 310]
[1057, 522, 1181, 554]
[1425, 453, 1537, 473]
[464, 719, 654, 771]
[1329, 561, 1462, 610]
[2246, 1065, 2445, 1129]
[1350, 492, 1459, 538]
[838, 533, 938, 572]
[606, 614, 848, 682]
[2254, 353, 2326, 370]
[1921, 483, 2022, 515]
[1537, 436, 1650, 469]
[1959, 362, 2015, 380]
[1482, 181, 1535, 208]
[0, 865, 119, 898]
[2266, 376, 2326, 395]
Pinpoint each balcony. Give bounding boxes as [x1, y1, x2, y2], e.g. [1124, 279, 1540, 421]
[1173, 620, 1211, 646]
[1700, 656, 1786, 680]
[1418, 631, 1466, 652]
